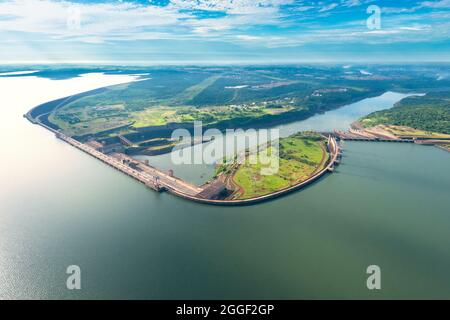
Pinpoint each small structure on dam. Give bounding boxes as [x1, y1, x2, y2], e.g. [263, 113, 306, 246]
[197, 180, 231, 200]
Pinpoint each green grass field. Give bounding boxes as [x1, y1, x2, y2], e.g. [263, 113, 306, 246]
[131, 107, 179, 127]
[231, 133, 328, 199]
[48, 107, 131, 136]
[51, 101, 294, 135]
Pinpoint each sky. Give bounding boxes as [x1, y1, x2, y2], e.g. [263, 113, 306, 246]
[0, 0, 449, 64]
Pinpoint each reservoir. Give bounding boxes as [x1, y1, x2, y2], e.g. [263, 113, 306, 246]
[0, 74, 449, 299]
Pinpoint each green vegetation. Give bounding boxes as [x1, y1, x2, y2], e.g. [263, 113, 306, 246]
[38, 65, 450, 147]
[48, 103, 130, 136]
[228, 132, 328, 199]
[360, 92, 450, 135]
[169, 75, 222, 105]
[132, 107, 178, 127]
[130, 104, 291, 128]
[46, 67, 383, 139]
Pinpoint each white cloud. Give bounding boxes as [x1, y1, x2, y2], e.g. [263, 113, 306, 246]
[0, 0, 188, 39]
[342, 0, 361, 7]
[0, 0, 448, 50]
[296, 6, 314, 12]
[383, 0, 450, 13]
[235, 34, 263, 41]
[319, 3, 338, 12]
[420, 0, 450, 8]
[169, 0, 294, 15]
[0, 0, 294, 43]
[399, 26, 430, 31]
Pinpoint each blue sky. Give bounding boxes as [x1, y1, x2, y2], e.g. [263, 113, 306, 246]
[0, 0, 449, 64]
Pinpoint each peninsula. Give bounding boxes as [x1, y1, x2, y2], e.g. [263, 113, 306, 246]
[25, 65, 450, 204]
[335, 92, 450, 151]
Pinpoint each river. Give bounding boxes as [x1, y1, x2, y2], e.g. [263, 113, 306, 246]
[0, 74, 449, 299]
[136, 91, 421, 185]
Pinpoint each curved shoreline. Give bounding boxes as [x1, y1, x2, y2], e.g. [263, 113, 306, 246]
[26, 86, 383, 146]
[25, 110, 341, 206]
[165, 136, 340, 206]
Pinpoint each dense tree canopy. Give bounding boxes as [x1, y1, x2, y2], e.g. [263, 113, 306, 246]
[361, 92, 450, 134]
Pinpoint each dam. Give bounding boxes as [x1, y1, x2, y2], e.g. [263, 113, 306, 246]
[26, 105, 342, 205]
[52, 130, 341, 205]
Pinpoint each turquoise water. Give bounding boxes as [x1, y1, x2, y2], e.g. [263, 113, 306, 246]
[0, 78, 449, 299]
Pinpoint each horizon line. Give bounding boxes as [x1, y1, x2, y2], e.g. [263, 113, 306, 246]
[2, 60, 450, 66]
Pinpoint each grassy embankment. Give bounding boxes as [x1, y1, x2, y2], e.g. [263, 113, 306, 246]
[217, 132, 329, 200]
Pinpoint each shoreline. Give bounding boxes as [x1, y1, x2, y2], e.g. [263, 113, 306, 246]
[25, 113, 341, 206]
[26, 86, 385, 149]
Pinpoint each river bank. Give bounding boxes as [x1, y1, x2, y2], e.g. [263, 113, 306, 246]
[1, 73, 449, 299]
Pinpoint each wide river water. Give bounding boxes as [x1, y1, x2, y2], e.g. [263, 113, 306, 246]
[0, 74, 449, 299]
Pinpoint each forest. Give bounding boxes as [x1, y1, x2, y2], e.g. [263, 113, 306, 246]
[361, 92, 450, 134]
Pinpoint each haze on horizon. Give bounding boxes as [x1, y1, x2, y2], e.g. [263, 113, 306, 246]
[0, 0, 449, 64]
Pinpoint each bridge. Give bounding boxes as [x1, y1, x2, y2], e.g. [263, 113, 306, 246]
[333, 130, 414, 143]
[118, 134, 134, 147]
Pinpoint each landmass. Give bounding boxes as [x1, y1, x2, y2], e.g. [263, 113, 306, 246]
[27, 65, 450, 157]
[355, 92, 450, 151]
[51, 129, 340, 205]
[216, 132, 329, 200]
[24, 65, 450, 204]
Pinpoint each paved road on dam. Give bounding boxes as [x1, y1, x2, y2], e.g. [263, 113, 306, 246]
[56, 132, 203, 196]
[110, 152, 203, 196]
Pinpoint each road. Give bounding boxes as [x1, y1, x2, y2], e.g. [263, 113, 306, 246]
[110, 153, 203, 196]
